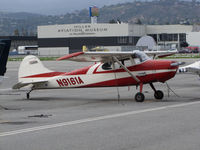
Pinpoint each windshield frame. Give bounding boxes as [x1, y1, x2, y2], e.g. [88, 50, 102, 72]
[132, 50, 150, 63]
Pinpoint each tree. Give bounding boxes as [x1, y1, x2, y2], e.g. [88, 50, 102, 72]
[180, 42, 189, 48]
[135, 18, 142, 24]
[21, 28, 28, 36]
[109, 19, 117, 24]
[14, 29, 19, 36]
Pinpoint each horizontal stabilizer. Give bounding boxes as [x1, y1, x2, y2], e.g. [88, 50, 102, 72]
[13, 80, 48, 89]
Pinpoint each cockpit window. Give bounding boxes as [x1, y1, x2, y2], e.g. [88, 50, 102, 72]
[132, 50, 150, 63]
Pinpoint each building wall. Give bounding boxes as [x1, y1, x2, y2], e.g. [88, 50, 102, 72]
[38, 23, 144, 55]
[187, 32, 200, 46]
[37, 23, 200, 55]
[38, 23, 130, 38]
[38, 47, 69, 56]
[128, 24, 146, 36]
[146, 25, 193, 34]
[146, 25, 194, 50]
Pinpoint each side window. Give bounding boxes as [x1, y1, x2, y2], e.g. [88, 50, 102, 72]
[134, 58, 141, 64]
[123, 59, 133, 67]
[102, 62, 121, 70]
[102, 62, 112, 70]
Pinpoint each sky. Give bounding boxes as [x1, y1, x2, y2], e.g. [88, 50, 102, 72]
[0, 0, 137, 15]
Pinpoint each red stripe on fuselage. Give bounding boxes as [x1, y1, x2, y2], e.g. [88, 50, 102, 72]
[22, 72, 66, 78]
[78, 71, 177, 88]
[21, 66, 92, 78]
[22, 72, 65, 78]
[21, 60, 177, 78]
[93, 60, 174, 74]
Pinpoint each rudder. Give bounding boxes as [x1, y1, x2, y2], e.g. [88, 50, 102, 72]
[0, 39, 11, 76]
[18, 55, 53, 82]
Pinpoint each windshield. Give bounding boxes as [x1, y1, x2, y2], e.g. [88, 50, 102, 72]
[133, 50, 150, 63]
[101, 51, 151, 70]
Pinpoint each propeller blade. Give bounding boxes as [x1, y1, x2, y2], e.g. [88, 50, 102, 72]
[171, 62, 185, 67]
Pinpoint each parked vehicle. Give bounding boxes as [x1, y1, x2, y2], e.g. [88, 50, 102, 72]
[178, 49, 190, 53]
[18, 45, 38, 55]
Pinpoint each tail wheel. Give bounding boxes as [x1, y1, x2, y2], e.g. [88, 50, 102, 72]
[154, 90, 164, 100]
[135, 92, 145, 102]
[26, 93, 30, 99]
[26, 89, 33, 100]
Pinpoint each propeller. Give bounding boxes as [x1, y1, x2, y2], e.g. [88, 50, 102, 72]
[171, 62, 185, 67]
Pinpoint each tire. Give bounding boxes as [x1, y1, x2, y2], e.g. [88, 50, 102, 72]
[154, 90, 164, 100]
[26, 93, 30, 99]
[135, 92, 145, 102]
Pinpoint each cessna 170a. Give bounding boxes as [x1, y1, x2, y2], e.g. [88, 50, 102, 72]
[0, 39, 11, 85]
[13, 50, 180, 102]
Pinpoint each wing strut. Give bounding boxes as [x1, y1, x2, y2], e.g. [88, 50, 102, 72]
[112, 58, 120, 102]
[112, 56, 140, 83]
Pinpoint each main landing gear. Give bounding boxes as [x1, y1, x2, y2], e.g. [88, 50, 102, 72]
[135, 92, 145, 102]
[135, 83, 145, 102]
[134, 83, 164, 102]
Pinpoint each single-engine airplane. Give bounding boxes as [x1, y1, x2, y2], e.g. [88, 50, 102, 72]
[179, 60, 200, 75]
[0, 39, 11, 85]
[13, 50, 180, 102]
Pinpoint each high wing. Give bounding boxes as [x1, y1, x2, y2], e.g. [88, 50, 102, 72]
[57, 50, 176, 62]
[145, 50, 177, 58]
[57, 51, 139, 62]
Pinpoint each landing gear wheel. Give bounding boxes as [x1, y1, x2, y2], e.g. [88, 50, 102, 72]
[154, 90, 164, 100]
[26, 93, 30, 100]
[135, 92, 145, 102]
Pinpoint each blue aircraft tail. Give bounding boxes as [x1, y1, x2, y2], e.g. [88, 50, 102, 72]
[0, 39, 11, 76]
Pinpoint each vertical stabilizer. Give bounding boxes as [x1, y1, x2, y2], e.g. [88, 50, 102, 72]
[0, 39, 11, 76]
[82, 45, 88, 52]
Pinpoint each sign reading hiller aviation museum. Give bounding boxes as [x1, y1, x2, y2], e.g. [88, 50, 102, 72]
[38, 23, 129, 38]
[58, 24, 108, 36]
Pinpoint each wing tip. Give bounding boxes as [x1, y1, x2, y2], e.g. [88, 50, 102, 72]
[57, 52, 84, 61]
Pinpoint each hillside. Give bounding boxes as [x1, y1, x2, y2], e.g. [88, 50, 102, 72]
[1, 0, 200, 36]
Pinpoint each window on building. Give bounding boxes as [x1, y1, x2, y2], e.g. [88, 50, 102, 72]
[117, 37, 128, 44]
[179, 33, 186, 42]
[159, 34, 178, 42]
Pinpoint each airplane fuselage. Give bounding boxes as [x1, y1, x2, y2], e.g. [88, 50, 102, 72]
[21, 60, 178, 90]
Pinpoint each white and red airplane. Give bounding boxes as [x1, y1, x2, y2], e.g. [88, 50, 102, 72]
[13, 50, 179, 102]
